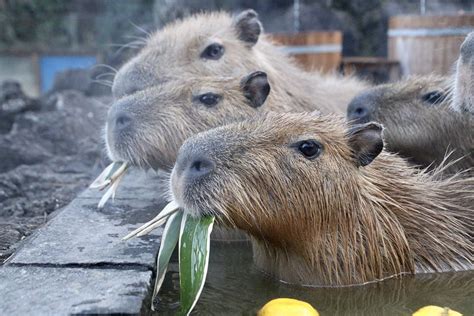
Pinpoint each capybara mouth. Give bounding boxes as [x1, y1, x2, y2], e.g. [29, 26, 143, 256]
[170, 166, 217, 219]
[105, 120, 175, 170]
[106, 137, 158, 170]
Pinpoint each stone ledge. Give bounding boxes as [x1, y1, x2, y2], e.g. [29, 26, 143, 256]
[0, 266, 152, 315]
[1, 170, 165, 314]
[9, 197, 164, 267]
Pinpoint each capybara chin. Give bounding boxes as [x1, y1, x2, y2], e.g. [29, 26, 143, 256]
[347, 75, 473, 175]
[106, 71, 315, 170]
[452, 31, 474, 114]
[171, 112, 473, 287]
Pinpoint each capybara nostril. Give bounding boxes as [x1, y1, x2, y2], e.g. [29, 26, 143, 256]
[347, 104, 370, 123]
[186, 156, 215, 180]
[114, 112, 132, 131]
[354, 107, 367, 117]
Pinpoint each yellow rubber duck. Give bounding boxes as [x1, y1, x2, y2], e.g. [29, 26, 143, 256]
[413, 305, 462, 316]
[258, 298, 319, 316]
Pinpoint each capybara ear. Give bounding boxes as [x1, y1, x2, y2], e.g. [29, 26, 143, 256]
[240, 71, 271, 108]
[233, 9, 262, 47]
[346, 122, 384, 167]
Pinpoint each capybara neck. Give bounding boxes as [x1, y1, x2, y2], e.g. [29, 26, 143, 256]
[251, 152, 472, 286]
[172, 113, 473, 286]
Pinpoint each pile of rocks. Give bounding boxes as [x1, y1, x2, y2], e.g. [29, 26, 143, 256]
[0, 78, 110, 263]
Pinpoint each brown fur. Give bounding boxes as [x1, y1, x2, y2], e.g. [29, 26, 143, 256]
[347, 75, 473, 175]
[451, 31, 474, 114]
[106, 74, 315, 170]
[171, 112, 473, 286]
[111, 10, 366, 116]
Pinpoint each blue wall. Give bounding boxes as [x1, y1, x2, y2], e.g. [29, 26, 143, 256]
[40, 56, 97, 92]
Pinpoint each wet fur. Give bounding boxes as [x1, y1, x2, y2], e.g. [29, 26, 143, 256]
[348, 75, 473, 175]
[172, 112, 473, 286]
[107, 10, 367, 168]
[106, 76, 315, 170]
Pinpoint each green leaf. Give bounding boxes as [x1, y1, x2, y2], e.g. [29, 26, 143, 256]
[151, 210, 183, 311]
[178, 213, 215, 316]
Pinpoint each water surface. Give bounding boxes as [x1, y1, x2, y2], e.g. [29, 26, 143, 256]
[157, 241, 474, 315]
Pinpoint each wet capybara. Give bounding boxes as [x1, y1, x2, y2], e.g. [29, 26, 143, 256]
[171, 112, 473, 286]
[347, 75, 473, 175]
[110, 9, 366, 124]
[451, 31, 474, 114]
[106, 71, 315, 170]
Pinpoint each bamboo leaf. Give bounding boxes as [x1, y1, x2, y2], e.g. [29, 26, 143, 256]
[151, 210, 183, 311]
[122, 200, 180, 240]
[178, 213, 215, 316]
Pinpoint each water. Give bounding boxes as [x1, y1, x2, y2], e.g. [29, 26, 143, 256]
[156, 241, 474, 315]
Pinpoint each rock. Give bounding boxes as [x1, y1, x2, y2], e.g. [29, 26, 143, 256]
[0, 89, 111, 263]
[0, 90, 107, 173]
[0, 80, 40, 134]
[0, 266, 152, 315]
[9, 172, 166, 267]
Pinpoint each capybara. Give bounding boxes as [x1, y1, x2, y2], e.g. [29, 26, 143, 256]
[111, 9, 366, 119]
[451, 31, 474, 114]
[347, 75, 473, 175]
[107, 71, 315, 170]
[170, 112, 473, 286]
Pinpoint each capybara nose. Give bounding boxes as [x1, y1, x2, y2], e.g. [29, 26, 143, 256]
[114, 112, 133, 131]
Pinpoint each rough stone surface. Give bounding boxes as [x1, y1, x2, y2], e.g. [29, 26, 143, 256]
[0, 266, 152, 315]
[1, 170, 169, 314]
[0, 87, 112, 263]
[9, 172, 167, 267]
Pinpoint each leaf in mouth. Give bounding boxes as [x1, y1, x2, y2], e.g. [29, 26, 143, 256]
[122, 200, 180, 240]
[122, 201, 215, 315]
[151, 210, 183, 311]
[178, 212, 215, 316]
[89, 161, 128, 208]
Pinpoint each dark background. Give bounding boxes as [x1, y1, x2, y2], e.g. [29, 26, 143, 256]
[1, 0, 472, 65]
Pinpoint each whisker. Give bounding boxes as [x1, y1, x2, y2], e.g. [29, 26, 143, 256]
[130, 21, 152, 37]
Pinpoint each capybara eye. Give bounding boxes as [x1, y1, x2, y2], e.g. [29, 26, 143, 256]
[422, 91, 446, 105]
[197, 93, 221, 107]
[296, 140, 322, 159]
[201, 43, 225, 60]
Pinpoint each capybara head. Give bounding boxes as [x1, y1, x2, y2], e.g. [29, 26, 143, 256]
[112, 10, 264, 100]
[172, 112, 384, 235]
[347, 76, 448, 126]
[171, 112, 473, 285]
[106, 71, 271, 170]
[171, 112, 395, 285]
[346, 76, 474, 172]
